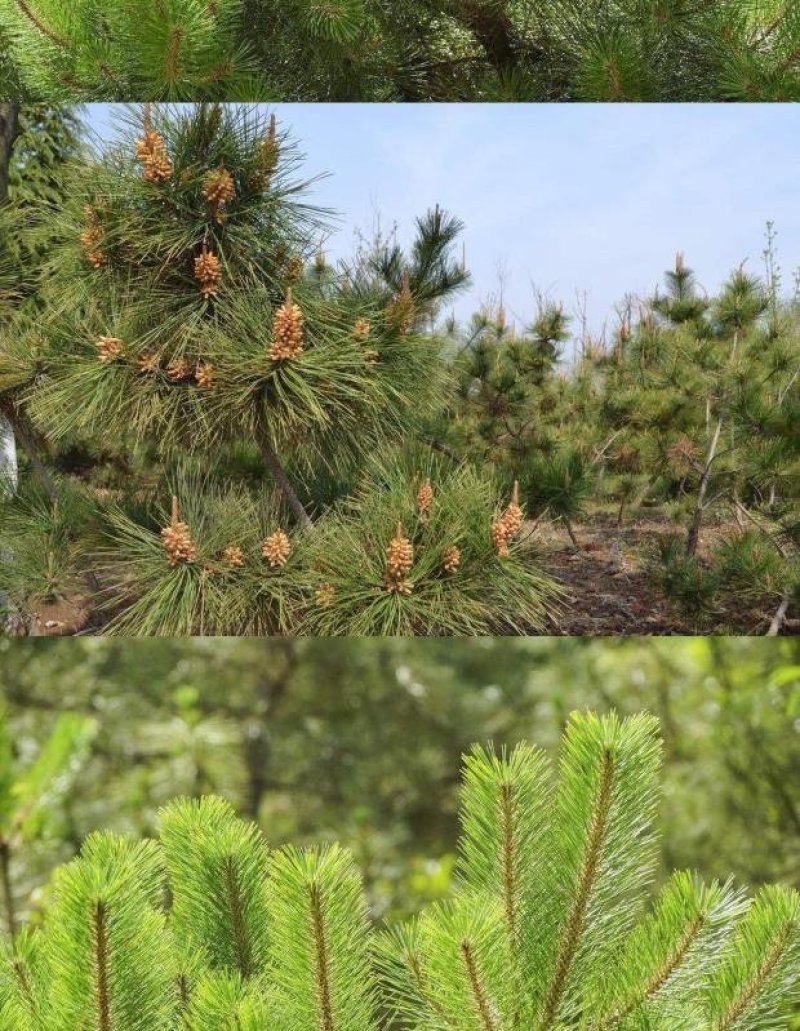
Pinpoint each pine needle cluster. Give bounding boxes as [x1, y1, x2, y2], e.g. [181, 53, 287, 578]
[0, 0, 261, 100]
[1, 713, 798, 1030]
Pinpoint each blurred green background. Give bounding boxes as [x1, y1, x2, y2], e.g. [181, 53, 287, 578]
[0, 637, 798, 931]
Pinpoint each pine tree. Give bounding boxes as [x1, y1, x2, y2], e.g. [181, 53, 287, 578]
[2, 713, 798, 1029]
[2, 105, 84, 288]
[0, 104, 560, 636]
[436, 240, 799, 629]
[0, 105, 85, 624]
[605, 252, 799, 627]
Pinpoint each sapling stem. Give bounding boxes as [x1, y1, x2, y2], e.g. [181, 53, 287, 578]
[0, 839, 16, 944]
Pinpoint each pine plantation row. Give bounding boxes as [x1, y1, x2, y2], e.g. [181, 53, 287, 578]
[1, 711, 798, 1031]
[0, 104, 797, 636]
[0, 0, 799, 102]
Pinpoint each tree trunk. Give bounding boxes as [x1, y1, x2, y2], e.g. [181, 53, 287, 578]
[0, 401, 58, 503]
[255, 413, 312, 530]
[0, 105, 20, 497]
[0, 840, 16, 944]
[686, 415, 723, 556]
[564, 517, 579, 548]
[0, 103, 20, 206]
[459, 7, 516, 72]
[242, 641, 299, 820]
[0, 416, 18, 497]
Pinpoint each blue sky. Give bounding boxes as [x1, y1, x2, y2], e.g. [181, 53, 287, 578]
[86, 103, 800, 340]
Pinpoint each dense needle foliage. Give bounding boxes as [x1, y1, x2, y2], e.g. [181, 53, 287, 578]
[1, 0, 798, 101]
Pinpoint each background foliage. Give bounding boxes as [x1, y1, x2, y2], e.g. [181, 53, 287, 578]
[1, 637, 798, 932]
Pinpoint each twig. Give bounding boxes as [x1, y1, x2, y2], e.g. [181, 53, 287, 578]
[0, 840, 16, 945]
[767, 588, 792, 637]
[255, 409, 312, 530]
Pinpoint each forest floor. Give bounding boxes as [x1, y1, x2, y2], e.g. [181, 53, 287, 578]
[535, 507, 792, 636]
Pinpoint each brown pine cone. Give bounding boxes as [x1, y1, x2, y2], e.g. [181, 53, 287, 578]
[195, 362, 216, 389]
[385, 523, 414, 592]
[136, 130, 173, 183]
[262, 529, 291, 568]
[161, 497, 198, 566]
[268, 288, 305, 361]
[194, 246, 222, 299]
[315, 583, 336, 609]
[96, 336, 124, 363]
[223, 545, 245, 568]
[352, 318, 371, 343]
[417, 479, 434, 521]
[491, 519, 511, 558]
[167, 357, 192, 382]
[442, 545, 461, 574]
[202, 167, 235, 221]
[499, 481, 524, 538]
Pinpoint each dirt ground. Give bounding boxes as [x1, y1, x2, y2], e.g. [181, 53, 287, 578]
[534, 510, 795, 637]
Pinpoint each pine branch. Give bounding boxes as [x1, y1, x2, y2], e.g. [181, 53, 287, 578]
[309, 882, 336, 1031]
[539, 747, 614, 1031]
[3, 715, 800, 1029]
[717, 930, 792, 1030]
[256, 416, 313, 530]
[90, 901, 111, 1031]
[10, 952, 37, 1014]
[460, 939, 499, 1031]
[221, 856, 254, 980]
[594, 910, 705, 1031]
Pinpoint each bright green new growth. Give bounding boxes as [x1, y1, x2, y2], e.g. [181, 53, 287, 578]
[1, 713, 798, 1030]
[0, 795, 379, 1030]
[378, 712, 800, 1031]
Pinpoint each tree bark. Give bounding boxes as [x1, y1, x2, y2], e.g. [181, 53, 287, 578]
[458, 7, 517, 73]
[0, 105, 21, 497]
[255, 412, 312, 530]
[686, 415, 723, 556]
[0, 416, 18, 497]
[0, 401, 58, 504]
[0, 103, 20, 206]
